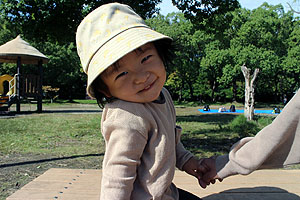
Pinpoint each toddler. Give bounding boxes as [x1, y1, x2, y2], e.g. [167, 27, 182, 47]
[76, 3, 213, 200]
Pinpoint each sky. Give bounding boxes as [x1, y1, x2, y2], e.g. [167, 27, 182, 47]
[158, 0, 298, 16]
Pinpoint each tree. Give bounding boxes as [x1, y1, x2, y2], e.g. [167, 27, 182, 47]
[241, 65, 259, 121]
[0, 16, 20, 77]
[0, 0, 162, 100]
[287, 0, 300, 14]
[231, 3, 293, 58]
[147, 13, 212, 101]
[172, 0, 240, 46]
[0, 0, 162, 44]
[221, 4, 293, 102]
[0, 17, 18, 44]
[35, 41, 86, 100]
[201, 41, 230, 102]
[172, 0, 240, 27]
[282, 20, 300, 97]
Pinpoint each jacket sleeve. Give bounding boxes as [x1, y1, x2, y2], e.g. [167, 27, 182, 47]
[162, 88, 195, 170]
[100, 105, 149, 200]
[175, 126, 194, 170]
[216, 90, 300, 179]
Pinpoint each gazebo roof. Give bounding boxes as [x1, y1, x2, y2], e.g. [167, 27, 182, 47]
[0, 35, 49, 64]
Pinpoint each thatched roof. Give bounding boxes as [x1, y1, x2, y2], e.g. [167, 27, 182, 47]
[0, 35, 49, 64]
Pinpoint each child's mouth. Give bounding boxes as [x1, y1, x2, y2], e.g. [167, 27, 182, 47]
[144, 85, 151, 90]
[141, 81, 155, 92]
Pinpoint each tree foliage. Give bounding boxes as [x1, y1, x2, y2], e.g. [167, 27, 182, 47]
[0, 0, 162, 44]
[172, 0, 240, 26]
[0, 1, 299, 103]
[0, 0, 162, 100]
[147, 3, 299, 102]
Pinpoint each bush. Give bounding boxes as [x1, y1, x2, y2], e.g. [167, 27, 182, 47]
[230, 115, 260, 138]
[257, 116, 274, 129]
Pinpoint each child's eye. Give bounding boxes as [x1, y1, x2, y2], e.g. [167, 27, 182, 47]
[115, 71, 128, 80]
[141, 55, 152, 63]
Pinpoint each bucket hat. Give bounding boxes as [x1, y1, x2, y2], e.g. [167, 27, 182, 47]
[76, 3, 172, 98]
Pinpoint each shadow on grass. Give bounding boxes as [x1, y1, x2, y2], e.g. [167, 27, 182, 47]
[0, 153, 104, 168]
[181, 127, 241, 155]
[176, 114, 237, 124]
[0, 109, 102, 118]
[181, 134, 240, 155]
[177, 114, 242, 155]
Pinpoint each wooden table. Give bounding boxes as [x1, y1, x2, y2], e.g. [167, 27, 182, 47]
[7, 168, 300, 200]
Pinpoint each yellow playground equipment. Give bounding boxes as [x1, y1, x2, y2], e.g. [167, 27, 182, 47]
[0, 74, 15, 95]
[0, 74, 16, 107]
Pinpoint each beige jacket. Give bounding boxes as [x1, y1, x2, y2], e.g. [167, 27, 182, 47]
[216, 89, 300, 179]
[100, 88, 193, 200]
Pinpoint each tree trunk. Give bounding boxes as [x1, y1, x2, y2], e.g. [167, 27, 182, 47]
[241, 64, 260, 121]
[210, 80, 217, 102]
[232, 79, 237, 102]
[179, 80, 184, 102]
[187, 81, 195, 101]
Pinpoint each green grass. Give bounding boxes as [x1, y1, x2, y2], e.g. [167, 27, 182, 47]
[176, 108, 239, 157]
[0, 106, 283, 160]
[20, 99, 98, 107]
[1, 105, 299, 200]
[0, 114, 104, 156]
[174, 106, 273, 158]
[0, 113, 105, 200]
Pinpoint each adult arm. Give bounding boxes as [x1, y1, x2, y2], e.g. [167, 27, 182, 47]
[216, 90, 300, 179]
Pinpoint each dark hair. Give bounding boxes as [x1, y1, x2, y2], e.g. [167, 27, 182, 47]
[91, 39, 175, 108]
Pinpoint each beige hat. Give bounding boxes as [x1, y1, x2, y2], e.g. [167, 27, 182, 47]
[76, 3, 172, 98]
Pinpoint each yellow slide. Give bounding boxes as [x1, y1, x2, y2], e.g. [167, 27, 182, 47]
[0, 74, 14, 106]
[0, 74, 14, 96]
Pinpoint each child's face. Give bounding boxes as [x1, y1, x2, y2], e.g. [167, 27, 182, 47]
[100, 42, 166, 103]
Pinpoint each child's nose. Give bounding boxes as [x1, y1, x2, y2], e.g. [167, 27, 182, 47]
[134, 71, 150, 84]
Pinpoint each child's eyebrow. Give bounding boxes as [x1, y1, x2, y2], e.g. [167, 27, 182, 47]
[136, 45, 152, 56]
[102, 62, 120, 77]
[102, 44, 153, 77]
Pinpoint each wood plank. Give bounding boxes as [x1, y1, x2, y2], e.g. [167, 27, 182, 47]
[6, 169, 300, 200]
[6, 189, 100, 200]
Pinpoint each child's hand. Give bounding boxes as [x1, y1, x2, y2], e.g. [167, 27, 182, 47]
[201, 157, 223, 185]
[182, 157, 212, 188]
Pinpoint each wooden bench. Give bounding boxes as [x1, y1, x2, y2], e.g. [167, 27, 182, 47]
[7, 168, 300, 200]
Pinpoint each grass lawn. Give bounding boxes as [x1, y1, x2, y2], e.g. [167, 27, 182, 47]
[0, 104, 298, 200]
[0, 113, 104, 200]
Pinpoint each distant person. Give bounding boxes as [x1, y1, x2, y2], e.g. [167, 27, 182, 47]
[273, 107, 280, 114]
[203, 104, 210, 111]
[229, 105, 236, 112]
[218, 106, 226, 112]
[283, 94, 288, 105]
[76, 3, 214, 199]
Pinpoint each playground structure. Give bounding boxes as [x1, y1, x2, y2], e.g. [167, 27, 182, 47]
[0, 35, 49, 113]
[0, 74, 15, 108]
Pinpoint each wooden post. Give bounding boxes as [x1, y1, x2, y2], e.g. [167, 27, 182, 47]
[241, 64, 259, 121]
[16, 56, 21, 113]
[37, 60, 43, 113]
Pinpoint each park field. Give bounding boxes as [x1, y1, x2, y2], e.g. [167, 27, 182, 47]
[1, 102, 298, 200]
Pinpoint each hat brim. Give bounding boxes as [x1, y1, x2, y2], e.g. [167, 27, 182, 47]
[86, 26, 172, 98]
